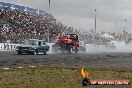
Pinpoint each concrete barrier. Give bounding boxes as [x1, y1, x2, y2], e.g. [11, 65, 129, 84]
[86, 44, 114, 53]
[86, 43, 132, 53]
[0, 43, 55, 54]
[0, 43, 20, 51]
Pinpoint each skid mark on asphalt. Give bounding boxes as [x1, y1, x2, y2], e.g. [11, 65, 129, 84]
[105, 55, 117, 57]
[0, 61, 9, 66]
[0, 61, 8, 63]
[0, 51, 16, 57]
[1, 52, 132, 71]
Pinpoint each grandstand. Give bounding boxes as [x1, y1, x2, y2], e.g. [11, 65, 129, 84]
[0, 2, 73, 43]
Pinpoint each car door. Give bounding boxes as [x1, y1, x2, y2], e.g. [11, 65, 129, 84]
[36, 44, 46, 52]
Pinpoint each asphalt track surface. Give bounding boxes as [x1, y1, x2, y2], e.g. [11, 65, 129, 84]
[0, 51, 132, 71]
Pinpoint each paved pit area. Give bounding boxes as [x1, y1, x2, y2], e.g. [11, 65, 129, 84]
[0, 51, 132, 71]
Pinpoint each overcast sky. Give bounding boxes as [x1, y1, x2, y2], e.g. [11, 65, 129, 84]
[1, 0, 132, 33]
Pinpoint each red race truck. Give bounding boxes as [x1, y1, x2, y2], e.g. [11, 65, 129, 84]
[53, 34, 79, 53]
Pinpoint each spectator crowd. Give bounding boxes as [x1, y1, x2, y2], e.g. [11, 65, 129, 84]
[0, 8, 72, 43]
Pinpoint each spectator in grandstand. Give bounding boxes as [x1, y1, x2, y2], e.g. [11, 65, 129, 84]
[0, 8, 69, 43]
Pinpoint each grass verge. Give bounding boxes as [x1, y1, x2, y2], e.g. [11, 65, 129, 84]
[0, 66, 131, 88]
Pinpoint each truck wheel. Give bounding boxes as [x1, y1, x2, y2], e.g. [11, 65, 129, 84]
[67, 47, 71, 54]
[75, 48, 78, 54]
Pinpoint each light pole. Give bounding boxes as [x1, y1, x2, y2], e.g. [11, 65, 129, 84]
[123, 19, 127, 40]
[124, 19, 127, 33]
[114, 20, 117, 31]
[49, 0, 51, 11]
[95, 9, 97, 33]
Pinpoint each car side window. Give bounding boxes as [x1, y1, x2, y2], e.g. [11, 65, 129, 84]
[43, 42, 46, 44]
[38, 41, 41, 46]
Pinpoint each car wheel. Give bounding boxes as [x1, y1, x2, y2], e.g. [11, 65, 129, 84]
[33, 50, 37, 55]
[43, 52, 47, 55]
[18, 52, 22, 55]
[28, 52, 32, 55]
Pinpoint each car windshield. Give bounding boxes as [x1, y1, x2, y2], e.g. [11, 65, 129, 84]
[64, 34, 78, 40]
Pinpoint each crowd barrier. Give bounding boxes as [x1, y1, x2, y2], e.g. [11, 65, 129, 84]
[0, 43, 55, 54]
[86, 44, 107, 53]
[86, 43, 132, 53]
[0, 43, 20, 51]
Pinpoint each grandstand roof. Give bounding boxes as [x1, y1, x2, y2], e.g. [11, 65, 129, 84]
[0, 2, 45, 16]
